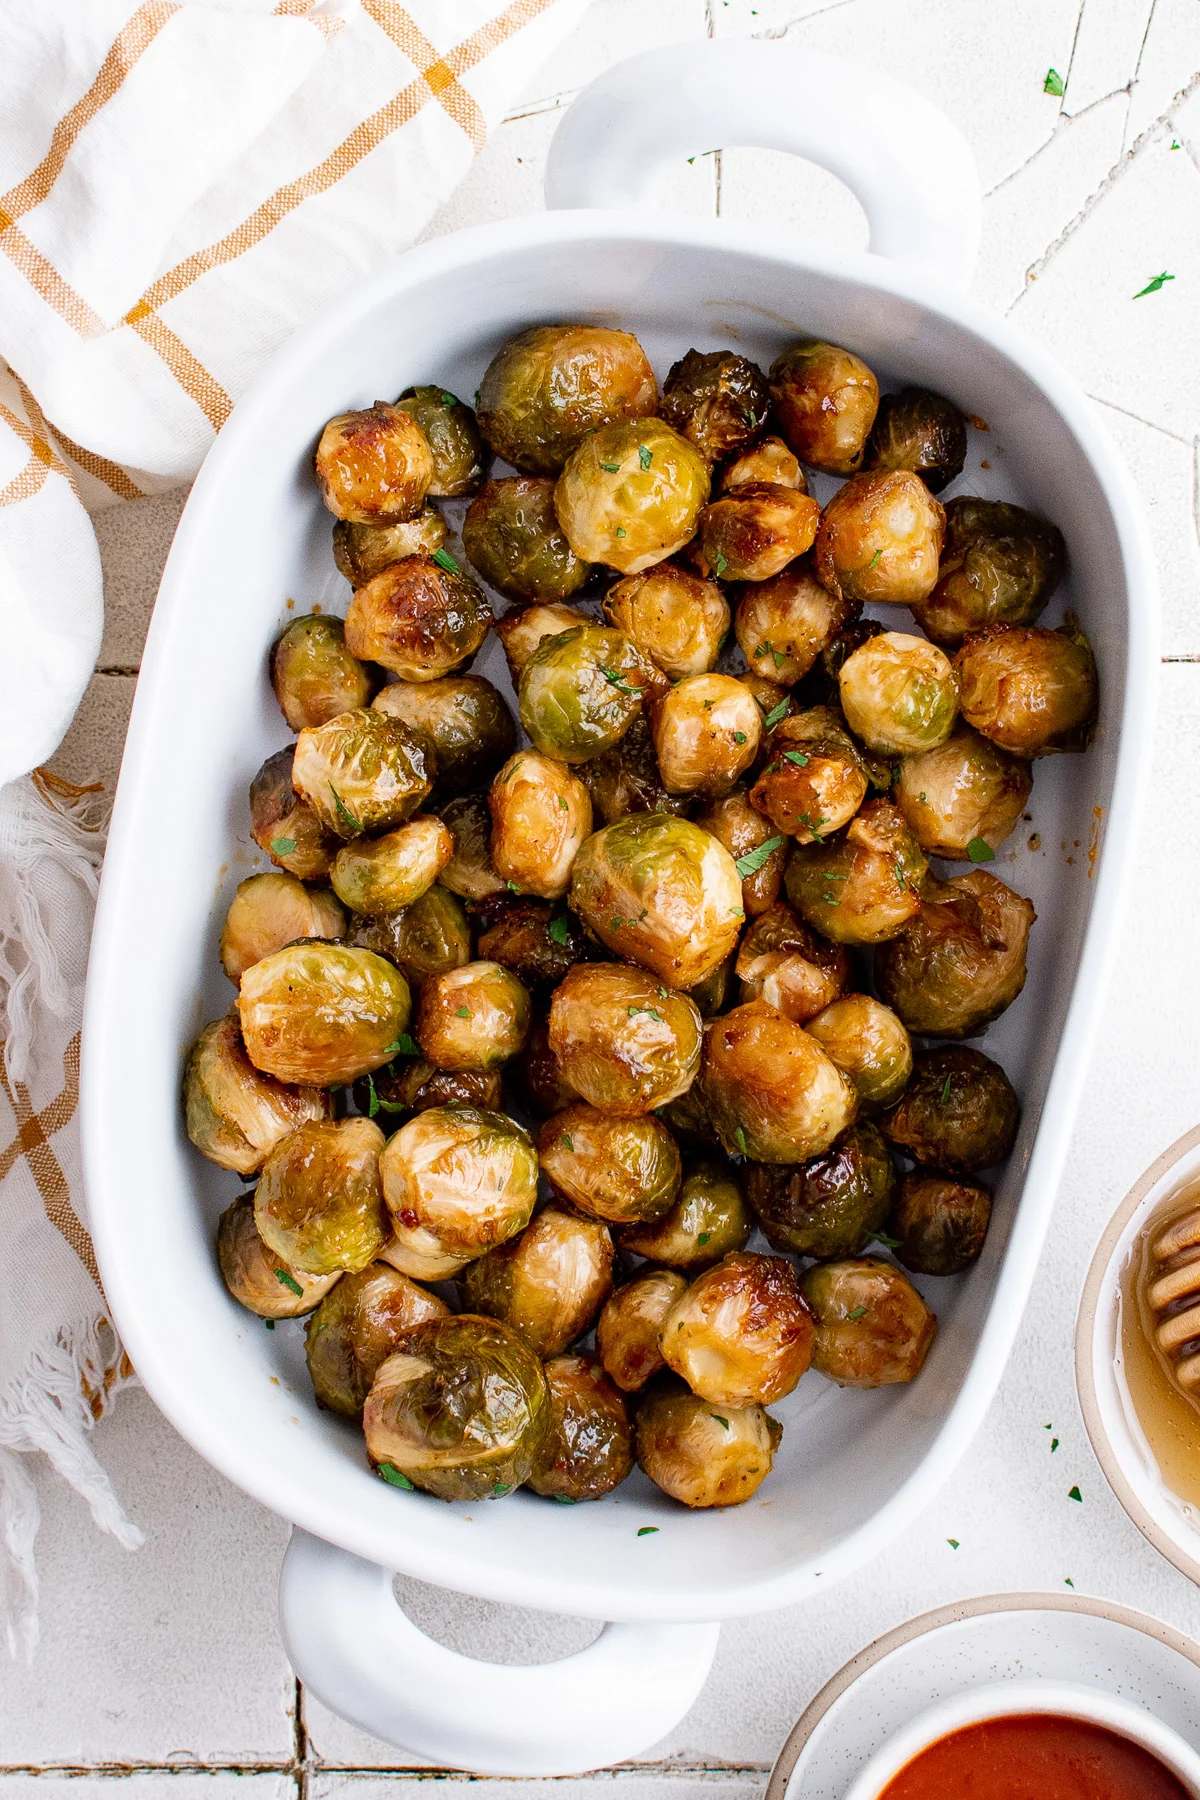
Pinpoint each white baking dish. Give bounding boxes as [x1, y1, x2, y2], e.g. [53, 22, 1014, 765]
[82, 39, 1157, 1775]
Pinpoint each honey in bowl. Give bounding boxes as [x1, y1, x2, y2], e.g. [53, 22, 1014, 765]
[877, 1714, 1190, 1800]
[1119, 1183, 1200, 1512]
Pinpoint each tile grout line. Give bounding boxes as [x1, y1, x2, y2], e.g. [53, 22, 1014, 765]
[0, 1760, 775, 1783]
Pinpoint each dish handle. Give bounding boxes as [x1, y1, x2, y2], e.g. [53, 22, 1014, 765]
[278, 1529, 721, 1775]
[545, 39, 980, 288]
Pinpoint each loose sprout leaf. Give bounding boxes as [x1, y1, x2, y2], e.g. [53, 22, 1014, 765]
[763, 698, 789, 730]
[270, 836, 297, 857]
[274, 1267, 304, 1297]
[1068, 1485, 1083, 1502]
[1043, 66, 1064, 95]
[712, 1415, 731, 1431]
[967, 837, 995, 863]
[637, 1526, 659, 1536]
[784, 750, 810, 767]
[733, 731, 747, 745]
[846, 1305, 868, 1321]
[432, 547, 460, 574]
[638, 444, 653, 471]
[329, 784, 361, 835]
[1134, 271, 1175, 298]
[735, 1126, 749, 1158]
[548, 915, 572, 946]
[947, 1538, 960, 1549]
[735, 834, 784, 878]
[379, 1462, 415, 1490]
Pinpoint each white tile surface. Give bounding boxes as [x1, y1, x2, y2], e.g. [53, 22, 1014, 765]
[1125, 0, 1200, 146]
[311, 1782, 766, 1800]
[0, 1783, 292, 1800]
[1063, 0, 1154, 118]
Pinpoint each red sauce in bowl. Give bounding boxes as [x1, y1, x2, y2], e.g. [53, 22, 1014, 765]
[878, 1714, 1192, 1800]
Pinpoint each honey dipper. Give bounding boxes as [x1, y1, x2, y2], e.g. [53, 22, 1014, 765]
[1146, 1205, 1200, 1393]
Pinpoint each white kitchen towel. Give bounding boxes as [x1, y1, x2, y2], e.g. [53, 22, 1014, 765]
[0, 0, 590, 1657]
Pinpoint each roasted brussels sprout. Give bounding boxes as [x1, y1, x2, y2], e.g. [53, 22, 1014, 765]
[596, 1270, 687, 1391]
[255, 1117, 389, 1275]
[838, 630, 958, 755]
[569, 813, 744, 991]
[547, 963, 702, 1117]
[489, 749, 593, 900]
[357, 1057, 502, 1123]
[602, 564, 729, 680]
[659, 349, 770, 462]
[362, 1314, 551, 1501]
[688, 951, 737, 1020]
[527, 1354, 633, 1501]
[477, 325, 657, 475]
[695, 789, 787, 919]
[184, 1013, 330, 1174]
[864, 387, 967, 494]
[875, 870, 1036, 1037]
[734, 902, 849, 1023]
[379, 1105, 538, 1277]
[635, 1379, 781, 1507]
[462, 477, 594, 603]
[891, 723, 1032, 859]
[911, 497, 1067, 646]
[784, 799, 927, 945]
[305, 1261, 448, 1415]
[332, 510, 448, 586]
[892, 1170, 993, 1276]
[331, 815, 453, 916]
[650, 673, 762, 800]
[657, 1077, 721, 1150]
[315, 401, 433, 524]
[396, 385, 485, 497]
[554, 419, 711, 575]
[292, 708, 433, 838]
[217, 1194, 339, 1318]
[769, 340, 880, 475]
[518, 624, 656, 764]
[415, 960, 531, 1071]
[800, 1258, 936, 1387]
[350, 884, 472, 983]
[748, 706, 869, 844]
[721, 435, 805, 491]
[249, 746, 340, 881]
[954, 620, 1098, 757]
[744, 1122, 896, 1259]
[538, 1103, 681, 1225]
[271, 614, 373, 730]
[734, 563, 851, 686]
[617, 1160, 752, 1271]
[579, 712, 688, 826]
[661, 1251, 813, 1406]
[238, 942, 411, 1086]
[814, 470, 945, 606]
[458, 1207, 613, 1356]
[519, 1016, 578, 1118]
[439, 793, 507, 900]
[804, 995, 912, 1114]
[219, 872, 344, 983]
[372, 675, 516, 794]
[697, 482, 819, 583]
[879, 1045, 1019, 1173]
[475, 897, 585, 992]
[493, 601, 587, 681]
[344, 552, 492, 683]
[699, 1001, 857, 1164]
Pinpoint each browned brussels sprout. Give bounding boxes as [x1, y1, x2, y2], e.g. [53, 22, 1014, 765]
[579, 712, 689, 827]
[697, 482, 820, 583]
[356, 1057, 501, 1124]
[493, 601, 588, 682]
[784, 799, 928, 945]
[554, 419, 711, 574]
[891, 723, 1032, 859]
[735, 562, 852, 686]
[518, 624, 657, 764]
[415, 960, 531, 1071]
[344, 552, 492, 683]
[271, 614, 373, 730]
[217, 1194, 339, 1318]
[695, 789, 787, 919]
[331, 816, 453, 917]
[636, 1378, 781, 1507]
[397, 385, 485, 497]
[315, 401, 433, 524]
[462, 476, 593, 603]
[184, 1013, 330, 1175]
[721, 435, 805, 491]
[814, 471, 945, 606]
[744, 1122, 896, 1259]
[219, 873, 344, 983]
[547, 962, 702, 1117]
[292, 708, 433, 839]
[305, 1261, 448, 1416]
[602, 564, 729, 680]
[650, 673, 762, 800]
[489, 749, 593, 900]
[332, 510, 447, 586]
[658, 1078, 722, 1150]
[864, 387, 967, 494]
[699, 1001, 857, 1164]
[661, 1252, 813, 1406]
[770, 340, 880, 475]
[519, 1016, 578, 1119]
[527, 1354, 633, 1501]
[804, 995, 912, 1114]
[477, 325, 657, 474]
[838, 630, 959, 755]
[363, 1314, 551, 1501]
[734, 902, 849, 1023]
[439, 793, 507, 901]
[250, 746, 340, 881]
[892, 1170, 993, 1276]
[617, 1160, 751, 1271]
[538, 1103, 681, 1225]
[749, 706, 869, 844]
[475, 897, 585, 993]
[596, 1270, 687, 1391]
[569, 813, 744, 991]
[379, 1105, 538, 1278]
[912, 497, 1067, 647]
[879, 1045, 1019, 1173]
[660, 348, 770, 462]
[255, 1117, 389, 1275]
[349, 884, 471, 983]
[372, 675, 516, 794]
[458, 1208, 613, 1356]
[801, 1258, 936, 1387]
[238, 942, 411, 1086]
[954, 620, 1098, 757]
[875, 871, 1036, 1037]
[688, 951, 737, 1020]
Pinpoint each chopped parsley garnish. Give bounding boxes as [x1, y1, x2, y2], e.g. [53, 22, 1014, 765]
[507, 879, 522, 892]
[1043, 67, 1064, 95]
[712, 1415, 730, 1431]
[799, 812, 827, 841]
[615, 525, 627, 538]
[1064, 1577, 1075, 1587]
[697, 1232, 711, 1246]
[947, 1538, 960, 1550]
[784, 750, 810, 767]
[455, 1005, 470, 1018]
[548, 915, 571, 946]
[763, 697, 789, 729]
[561, 1132, 575, 1153]
[554, 1495, 577, 1504]
[600, 667, 641, 695]
[629, 1004, 664, 1023]
[364, 1072, 406, 1119]
[1051, 1437, 1059, 1452]
[919, 792, 927, 803]
[868, 549, 882, 569]
[941, 1074, 953, 1103]
[733, 730, 747, 745]
[846, 1305, 868, 1321]
[637, 1526, 659, 1536]
[558, 796, 568, 811]
[734, 835, 783, 878]
[967, 837, 995, 863]
[771, 648, 785, 669]
[638, 444, 653, 471]
[894, 862, 907, 891]
[492, 1483, 513, 1497]
[609, 915, 625, 931]
[440, 391, 457, 408]
[734, 1126, 749, 1157]
[873, 1231, 902, 1249]
[1134, 271, 1175, 298]
[270, 836, 296, 857]
[274, 1268, 304, 1297]
[379, 1462, 414, 1490]
[1068, 1485, 1083, 1502]
[713, 551, 729, 577]
[600, 461, 621, 473]
[384, 1033, 420, 1059]
[264, 1318, 276, 1330]
[329, 784, 361, 834]
[433, 547, 460, 574]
